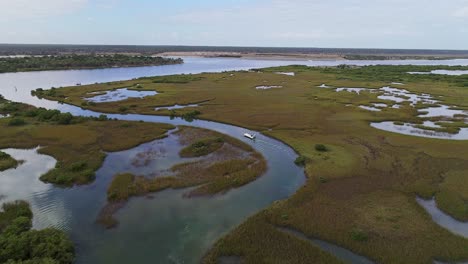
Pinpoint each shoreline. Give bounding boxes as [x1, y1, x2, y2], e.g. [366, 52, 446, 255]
[158, 51, 468, 61]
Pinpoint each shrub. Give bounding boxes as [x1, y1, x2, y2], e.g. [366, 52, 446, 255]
[350, 228, 368, 242]
[97, 114, 108, 121]
[0, 151, 11, 160]
[181, 110, 201, 121]
[294, 156, 307, 166]
[8, 118, 26, 126]
[118, 106, 128, 112]
[69, 161, 87, 172]
[57, 113, 73, 125]
[314, 144, 328, 152]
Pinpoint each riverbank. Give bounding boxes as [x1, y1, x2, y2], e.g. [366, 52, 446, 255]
[0, 54, 183, 73]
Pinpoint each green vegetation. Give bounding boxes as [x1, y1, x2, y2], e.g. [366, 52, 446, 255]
[314, 144, 328, 152]
[435, 171, 468, 221]
[98, 126, 267, 228]
[294, 156, 307, 166]
[150, 74, 204, 84]
[0, 201, 74, 263]
[0, 151, 19, 171]
[0, 54, 183, 73]
[8, 118, 26, 126]
[42, 65, 468, 263]
[0, 98, 173, 186]
[179, 137, 224, 157]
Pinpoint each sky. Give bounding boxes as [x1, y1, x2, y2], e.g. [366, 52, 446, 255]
[1, 0, 468, 49]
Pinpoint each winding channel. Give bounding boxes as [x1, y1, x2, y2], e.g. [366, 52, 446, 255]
[1, 57, 468, 263]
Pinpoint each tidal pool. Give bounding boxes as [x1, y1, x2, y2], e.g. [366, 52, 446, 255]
[84, 88, 158, 103]
[372, 103, 387, 108]
[256, 85, 283, 90]
[409, 70, 468, 76]
[359, 105, 381, 112]
[336, 87, 375, 94]
[370, 122, 468, 140]
[418, 105, 468, 119]
[155, 103, 199, 111]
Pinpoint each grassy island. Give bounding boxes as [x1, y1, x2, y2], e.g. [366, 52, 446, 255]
[98, 126, 267, 228]
[0, 54, 183, 73]
[37, 65, 468, 263]
[0, 98, 174, 186]
[0, 151, 19, 171]
[0, 200, 74, 264]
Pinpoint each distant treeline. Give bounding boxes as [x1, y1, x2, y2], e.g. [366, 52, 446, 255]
[0, 54, 183, 73]
[1, 44, 468, 57]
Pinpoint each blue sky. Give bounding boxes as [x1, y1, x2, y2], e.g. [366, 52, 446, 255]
[1, 0, 468, 49]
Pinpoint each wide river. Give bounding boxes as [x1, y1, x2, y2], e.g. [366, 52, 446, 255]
[1, 57, 468, 263]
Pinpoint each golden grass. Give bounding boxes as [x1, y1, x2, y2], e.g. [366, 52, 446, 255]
[45, 66, 468, 262]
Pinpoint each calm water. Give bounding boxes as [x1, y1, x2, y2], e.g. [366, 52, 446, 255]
[1, 57, 467, 263]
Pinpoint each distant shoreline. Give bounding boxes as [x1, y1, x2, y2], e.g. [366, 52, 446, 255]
[158, 51, 468, 61]
[1, 44, 468, 61]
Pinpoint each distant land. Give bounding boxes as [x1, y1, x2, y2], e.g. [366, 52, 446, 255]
[1, 44, 468, 60]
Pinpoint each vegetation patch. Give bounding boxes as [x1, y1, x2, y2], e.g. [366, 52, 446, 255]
[150, 74, 203, 84]
[0, 200, 75, 264]
[435, 171, 468, 221]
[0, 151, 19, 171]
[314, 144, 328, 152]
[179, 137, 224, 157]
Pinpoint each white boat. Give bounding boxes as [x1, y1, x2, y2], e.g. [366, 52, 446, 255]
[243, 133, 256, 139]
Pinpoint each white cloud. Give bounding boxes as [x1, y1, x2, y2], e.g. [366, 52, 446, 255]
[0, 0, 88, 21]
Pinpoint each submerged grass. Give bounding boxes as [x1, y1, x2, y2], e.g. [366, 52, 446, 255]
[98, 126, 267, 228]
[44, 65, 468, 262]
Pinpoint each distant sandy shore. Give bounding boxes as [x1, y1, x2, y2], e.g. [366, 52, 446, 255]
[158, 51, 468, 61]
[157, 51, 345, 61]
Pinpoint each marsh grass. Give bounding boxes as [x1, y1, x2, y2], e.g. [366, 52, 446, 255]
[41, 65, 468, 262]
[0, 151, 19, 171]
